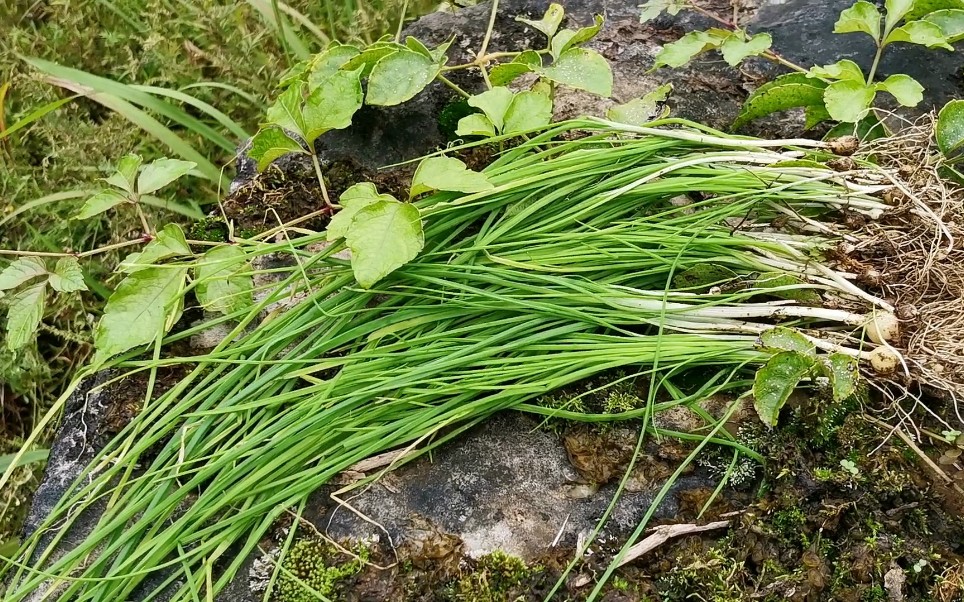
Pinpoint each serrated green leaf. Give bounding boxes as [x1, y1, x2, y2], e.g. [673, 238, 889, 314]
[0, 257, 47, 291]
[306, 43, 360, 88]
[93, 265, 188, 365]
[824, 79, 876, 122]
[639, 0, 686, 22]
[119, 223, 192, 273]
[834, 1, 882, 40]
[653, 29, 728, 68]
[720, 32, 772, 66]
[48, 257, 87, 293]
[105, 154, 142, 192]
[456, 113, 497, 137]
[341, 42, 404, 77]
[806, 59, 865, 82]
[538, 47, 612, 96]
[753, 272, 823, 304]
[247, 127, 306, 171]
[137, 158, 196, 195]
[366, 49, 440, 106]
[760, 327, 816, 357]
[884, 20, 954, 48]
[327, 183, 398, 241]
[804, 104, 833, 129]
[516, 3, 566, 40]
[194, 245, 253, 315]
[277, 59, 311, 88]
[302, 67, 363, 143]
[4, 282, 46, 350]
[733, 73, 828, 129]
[885, 0, 917, 30]
[410, 156, 494, 199]
[824, 353, 858, 400]
[489, 51, 540, 86]
[345, 201, 424, 288]
[607, 83, 673, 125]
[924, 9, 964, 41]
[753, 351, 816, 427]
[549, 15, 604, 59]
[875, 73, 924, 107]
[265, 84, 307, 139]
[937, 99, 964, 156]
[467, 87, 515, 131]
[503, 91, 553, 134]
[906, 0, 964, 20]
[73, 189, 130, 220]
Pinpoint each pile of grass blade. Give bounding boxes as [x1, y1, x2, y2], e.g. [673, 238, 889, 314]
[1, 119, 902, 601]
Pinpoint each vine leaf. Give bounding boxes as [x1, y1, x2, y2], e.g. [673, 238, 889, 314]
[733, 73, 828, 129]
[302, 67, 364, 143]
[0, 257, 47, 292]
[834, 1, 882, 40]
[549, 15, 604, 59]
[120, 224, 192, 273]
[73, 189, 129, 220]
[885, 0, 917, 30]
[265, 84, 308, 137]
[806, 59, 865, 82]
[410, 157, 494, 199]
[753, 351, 815, 427]
[48, 257, 87, 293]
[105, 154, 143, 192]
[653, 30, 728, 68]
[720, 32, 772, 66]
[247, 127, 306, 170]
[924, 9, 964, 41]
[607, 83, 673, 125]
[804, 104, 833, 129]
[195, 245, 253, 315]
[328, 183, 397, 241]
[93, 265, 188, 366]
[366, 49, 440, 106]
[759, 327, 816, 357]
[5, 282, 46, 350]
[489, 51, 541, 86]
[824, 353, 858, 401]
[503, 91, 553, 133]
[456, 113, 497, 137]
[516, 3, 566, 40]
[137, 158, 196, 195]
[753, 272, 822, 304]
[884, 20, 954, 48]
[345, 201, 424, 288]
[467, 87, 515, 131]
[306, 43, 360, 88]
[875, 73, 924, 107]
[639, 0, 686, 23]
[341, 41, 403, 77]
[538, 48, 613, 96]
[936, 99, 964, 156]
[824, 79, 876, 122]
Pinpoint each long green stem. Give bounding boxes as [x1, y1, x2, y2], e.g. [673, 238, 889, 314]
[309, 151, 332, 208]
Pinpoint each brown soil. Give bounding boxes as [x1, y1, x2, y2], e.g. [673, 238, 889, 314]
[221, 158, 413, 235]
